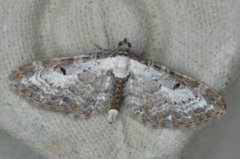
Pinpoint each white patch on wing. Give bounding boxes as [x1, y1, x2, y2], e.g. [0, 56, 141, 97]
[21, 57, 116, 93]
[125, 58, 216, 125]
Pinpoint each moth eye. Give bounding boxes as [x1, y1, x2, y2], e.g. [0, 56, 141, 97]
[127, 42, 132, 48]
[60, 67, 66, 75]
[118, 41, 123, 46]
[173, 83, 180, 90]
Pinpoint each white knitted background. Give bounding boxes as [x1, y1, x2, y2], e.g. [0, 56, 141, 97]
[0, 0, 239, 159]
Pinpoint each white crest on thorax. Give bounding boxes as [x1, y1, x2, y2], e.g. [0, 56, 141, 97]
[112, 55, 130, 78]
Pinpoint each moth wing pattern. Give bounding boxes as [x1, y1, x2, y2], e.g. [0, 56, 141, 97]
[123, 59, 226, 128]
[9, 53, 115, 118]
[9, 46, 226, 128]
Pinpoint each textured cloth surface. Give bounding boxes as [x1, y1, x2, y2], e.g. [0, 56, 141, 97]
[0, 0, 239, 159]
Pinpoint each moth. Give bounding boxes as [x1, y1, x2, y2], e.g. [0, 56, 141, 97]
[9, 38, 226, 128]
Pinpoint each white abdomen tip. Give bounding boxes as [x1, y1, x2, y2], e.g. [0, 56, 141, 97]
[108, 109, 119, 124]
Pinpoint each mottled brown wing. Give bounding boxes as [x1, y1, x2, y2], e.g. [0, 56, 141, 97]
[9, 54, 116, 118]
[123, 59, 226, 128]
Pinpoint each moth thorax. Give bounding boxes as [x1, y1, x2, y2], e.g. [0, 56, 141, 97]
[112, 56, 130, 78]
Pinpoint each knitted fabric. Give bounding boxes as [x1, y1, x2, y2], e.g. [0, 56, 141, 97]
[0, 0, 239, 159]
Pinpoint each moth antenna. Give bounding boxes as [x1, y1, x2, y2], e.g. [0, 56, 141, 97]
[108, 109, 119, 124]
[91, 40, 110, 52]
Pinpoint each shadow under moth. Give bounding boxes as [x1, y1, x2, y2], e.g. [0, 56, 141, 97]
[9, 38, 226, 128]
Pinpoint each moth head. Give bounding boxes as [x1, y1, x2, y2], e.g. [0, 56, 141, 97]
[117, 38, 131, 56]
